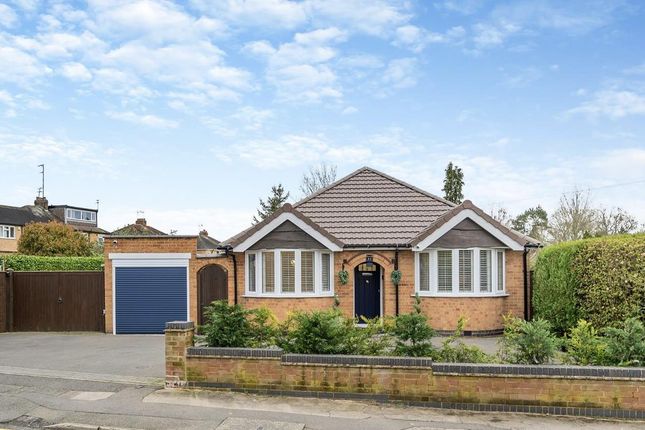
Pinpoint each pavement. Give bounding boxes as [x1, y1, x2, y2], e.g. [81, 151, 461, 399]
[0, 332, 641, 430]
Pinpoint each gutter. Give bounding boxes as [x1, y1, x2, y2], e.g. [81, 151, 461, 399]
[218, 245, 238, 305]
[394, 247, 399, 316]
[342, 243, 412, 249]
[522, 243, 542, 320]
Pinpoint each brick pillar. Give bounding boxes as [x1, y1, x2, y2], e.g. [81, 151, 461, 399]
[165, 321, 194, 388]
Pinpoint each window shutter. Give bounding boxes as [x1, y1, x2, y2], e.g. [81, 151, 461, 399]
[248, 254, 256, 292]
[419, 253, 430, 291]
[280, 251, 295, 293]
[459, 250, 473, 292]
[437, 250, 452, 292]
[479, 250, 491, 292]
[321, 253, 331, 292]
[300, 251, 314, 293]
[262, 252, 275, 293]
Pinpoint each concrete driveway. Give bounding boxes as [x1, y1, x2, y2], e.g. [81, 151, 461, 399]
[0, 332, 164, 379]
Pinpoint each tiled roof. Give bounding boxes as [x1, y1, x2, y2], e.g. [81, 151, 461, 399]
[197, 233, 220, 250]
[111, 223, 167, 236]
[0, 204, 54, 226]
[293, 167, 455, 246]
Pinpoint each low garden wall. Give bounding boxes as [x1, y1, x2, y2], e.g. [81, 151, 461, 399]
[165, 322, 645, 419]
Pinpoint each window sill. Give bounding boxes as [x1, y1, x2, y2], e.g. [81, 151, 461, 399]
[413, 293, 509, 298]
[242, 293, 335, 299]
[0, 238, 16, 240]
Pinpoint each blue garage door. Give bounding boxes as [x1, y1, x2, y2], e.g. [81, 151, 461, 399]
[115, 266, 187, 334]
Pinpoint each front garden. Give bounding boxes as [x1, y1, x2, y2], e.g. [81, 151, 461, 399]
[199, 296, 644, 367]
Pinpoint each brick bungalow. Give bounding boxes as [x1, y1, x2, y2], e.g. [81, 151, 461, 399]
[104, 167, 539, 335]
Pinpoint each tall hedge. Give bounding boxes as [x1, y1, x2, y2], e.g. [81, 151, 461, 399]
[0, 255, 104, 271]
[533, 234, 645, 334]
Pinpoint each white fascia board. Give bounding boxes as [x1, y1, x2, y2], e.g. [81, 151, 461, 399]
[108, 253, 192, 260]
[413, 209, 524, 252]
[233, 213, 342, 252]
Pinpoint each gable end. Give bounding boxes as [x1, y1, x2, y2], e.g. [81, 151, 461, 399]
[249, 220, 326, 250]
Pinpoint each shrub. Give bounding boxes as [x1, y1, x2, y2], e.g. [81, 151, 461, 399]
[603, 317, 645, 367]
[276, 308, 360, 355]
[201, 301, 276, 348]
[1, 254, 103, 271]
[572, 235, 645, 330]
[532, 240, 583, 334]
[498, 316, 560, 364]
[563, 320, 606, 366]
[532, 234, 645, 333]
[353, 316, 395, 356]
[434, 317, 494, 363]
[391, 294, 435, 357]
[18, 222, 94, 256]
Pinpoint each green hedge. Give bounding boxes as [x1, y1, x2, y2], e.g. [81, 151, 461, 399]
[0, 254, 104, 271]
[533, 234, 645, 334]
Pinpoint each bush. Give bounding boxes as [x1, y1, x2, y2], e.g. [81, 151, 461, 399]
[603, 317, 645, 367]
[532, 240, 583, 334]
[276, 308, 360, 355]
[532, 234, 645, 333]
[391, 295, 435, 357]
[434, 317, 494, 363]
[18, 222, 94, 256]
[1, 254, 103, 271]
[499, 316, 560, 364]
[563, 320, 606, 366]
[201, 301, 276, 348]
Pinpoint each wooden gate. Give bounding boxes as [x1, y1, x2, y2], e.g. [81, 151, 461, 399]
[9, 271, 105, 332]
[197, 265, 228, 325]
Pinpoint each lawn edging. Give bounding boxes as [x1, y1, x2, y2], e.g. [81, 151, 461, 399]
[165, 321, 645, 419]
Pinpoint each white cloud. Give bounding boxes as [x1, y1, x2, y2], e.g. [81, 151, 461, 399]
[341, 106, 358, 114]
[192, 0, 307, 30]
[0, 4, 18, 27]
[0, 46, 52, 85]
[305, 0, 410, 36]
[380, 58, 419, 90]
[106, 110, 178, 128]
[393, 24, 465, 52]
[501, 66, 542, 88]
[472, 22, 520, 48]
[0, 131, 113, 169]
[60, 62, 92, 81]
[567, 90, 645, 118]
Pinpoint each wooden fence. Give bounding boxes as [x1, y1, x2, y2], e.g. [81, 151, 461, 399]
[0, 271, 104, 332]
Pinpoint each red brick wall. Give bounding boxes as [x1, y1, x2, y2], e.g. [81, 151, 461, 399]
[165, 327, 645, 415]
[105, 238, 525, 332]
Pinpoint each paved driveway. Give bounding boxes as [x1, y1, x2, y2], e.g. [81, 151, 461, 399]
[0, 332, 164, 378]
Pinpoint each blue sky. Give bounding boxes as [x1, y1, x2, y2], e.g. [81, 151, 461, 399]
[1, 0, 644, 239]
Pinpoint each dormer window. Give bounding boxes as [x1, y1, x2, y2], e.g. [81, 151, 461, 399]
[66, 209, 96, 223]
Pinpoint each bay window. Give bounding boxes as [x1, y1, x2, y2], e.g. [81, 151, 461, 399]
[416, 248, 506, 295]
[246, 250, 334, 296]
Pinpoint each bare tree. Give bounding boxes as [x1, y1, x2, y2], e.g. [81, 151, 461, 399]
[300, 163, 337, 197]
[488, 205, 513, 227]
[549, 189, 596, 243]
[594, 207, 639, 236]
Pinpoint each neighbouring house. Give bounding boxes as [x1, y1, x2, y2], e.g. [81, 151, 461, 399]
[104, 167, 539, 335]
[111, 218, 167, 236]
[0, 196, 108, 253]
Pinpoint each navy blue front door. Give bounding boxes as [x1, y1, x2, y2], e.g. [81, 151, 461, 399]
[354, 265, 381, 321]
[115, 266, 187, 334]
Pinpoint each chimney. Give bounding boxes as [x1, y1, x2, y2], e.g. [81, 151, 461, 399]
[199, 229, 208, 236]
[34, 196, 49, 209]
[135, 218, 147, 226]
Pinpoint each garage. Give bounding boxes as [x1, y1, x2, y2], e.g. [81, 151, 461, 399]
[110, 253, 190, 334]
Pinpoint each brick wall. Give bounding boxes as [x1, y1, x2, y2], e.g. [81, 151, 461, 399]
[105, 237, 525, 333]
[165, 323, 645, 419]
[0, 226, 21, 253]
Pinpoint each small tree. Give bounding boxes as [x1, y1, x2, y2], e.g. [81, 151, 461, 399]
[594, 207, 639, 236]
[512, 206, 549, 242]
[442, 162, 464, 204]
[253, 184, 290, 224]
[300, 163, 337, 197]
[549, 189, 596, 243]
[391, 294, 435, 357]
[18, 222, 93, 256]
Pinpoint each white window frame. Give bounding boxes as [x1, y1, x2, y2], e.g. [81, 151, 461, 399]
[414, 248, 507, 297]
[66, 208, 96, 223]
[245, 249, 334, 297]
[0, 225, 16, 239]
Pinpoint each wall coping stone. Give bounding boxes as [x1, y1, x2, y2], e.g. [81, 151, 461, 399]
[165, 321, 195, 330]
[188, 347, 283, 358]
[432, 363, 645, 379]
[282, 354, 433, 368]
